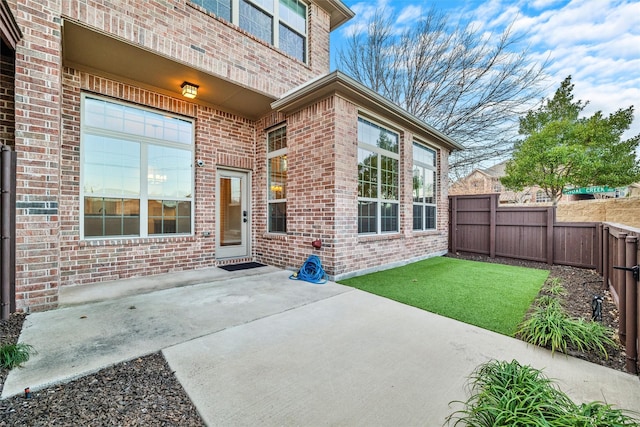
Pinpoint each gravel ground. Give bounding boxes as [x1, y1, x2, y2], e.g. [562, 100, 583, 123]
[0, 255, 631, 425]
[0, 314, 205, 426]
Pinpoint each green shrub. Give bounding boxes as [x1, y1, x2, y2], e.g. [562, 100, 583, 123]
[0, 343, 34, 369]
[517, 299, 616, 358]
[543, 277, 567, 297]
[446, 359, 639, 426]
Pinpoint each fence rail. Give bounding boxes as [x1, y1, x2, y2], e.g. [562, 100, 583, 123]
[449, 194, 639, 374]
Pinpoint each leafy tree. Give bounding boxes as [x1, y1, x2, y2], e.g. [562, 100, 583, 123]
[337, 7, 548, 178]
[502, 76, 640, 204]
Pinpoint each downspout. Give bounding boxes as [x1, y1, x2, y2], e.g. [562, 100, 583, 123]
[1, 146, 15, 319]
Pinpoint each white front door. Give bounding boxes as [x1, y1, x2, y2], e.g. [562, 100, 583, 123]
[216, 169, 250, 259]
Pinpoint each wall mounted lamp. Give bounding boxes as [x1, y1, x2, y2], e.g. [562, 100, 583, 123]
[181, 81, 199, 99]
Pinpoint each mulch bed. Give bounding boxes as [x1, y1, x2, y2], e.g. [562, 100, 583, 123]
[0, 313, 205, 426]
[0, 255, 632, 424]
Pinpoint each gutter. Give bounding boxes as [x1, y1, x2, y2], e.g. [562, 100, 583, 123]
[272, 71, 465, 152]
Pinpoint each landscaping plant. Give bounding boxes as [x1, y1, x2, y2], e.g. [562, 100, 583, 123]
[446, 359, 639, 426]
[0, 343, 34, 369]
[517, 279, 617, 358]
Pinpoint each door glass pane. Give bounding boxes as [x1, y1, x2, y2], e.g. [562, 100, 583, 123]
[220, 177, 242, 246]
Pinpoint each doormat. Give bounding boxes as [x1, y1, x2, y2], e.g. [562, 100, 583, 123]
[219, 262, 266, 272]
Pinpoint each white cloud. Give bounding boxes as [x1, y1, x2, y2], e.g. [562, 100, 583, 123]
[396, 5, 422, 25]
[483, 0, 640, 138]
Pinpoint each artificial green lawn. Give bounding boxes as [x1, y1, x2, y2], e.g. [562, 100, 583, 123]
[338, 256, 549, 336]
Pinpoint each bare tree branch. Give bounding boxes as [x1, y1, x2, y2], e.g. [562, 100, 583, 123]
[337, 7, 549, 178]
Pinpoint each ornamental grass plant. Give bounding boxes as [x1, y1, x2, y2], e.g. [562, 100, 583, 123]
[0, 343, 34, 369]
[517, 278, 617, 358]
[446, 359, 639, 426]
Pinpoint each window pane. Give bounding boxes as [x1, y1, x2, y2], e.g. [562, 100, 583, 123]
[268, 155, 287, 200]
[413, 143, 435, 166]
[84, 197, 140, 237]
[358, 148, 377, 198]
[84, 97, 191, 145]
[148, 200, 191, 235]
[380, 156, 398, 200]
[412, 165, 423, 203]
[425, 206, 436, 230]
[380, 202, 398, 232]
[358, 117, 398, 153]
[192, 0, 231, 21]
[279, 23, 305, 62]
[147, 145, 193, 199]
[279, 0, 305, 34]
[240, 0, 273, 44]
[358, 201, 377, 234]
[268, 126, 286, 152]
[84, 135, 140, 197]
[269, 202, 287, 233]
[413, 204, 423, 230]
[424, 170, 435, 204]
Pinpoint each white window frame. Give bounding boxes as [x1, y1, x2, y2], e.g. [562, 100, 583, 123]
[80, 94, 195, 239]
[267, 125, 287, 233]
[357, 116, 400, 235]
[412, 142, 438, 231]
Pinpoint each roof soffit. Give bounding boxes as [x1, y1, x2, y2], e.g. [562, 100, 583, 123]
[61, 19, 276, 119]
[315, 0, 354, 31]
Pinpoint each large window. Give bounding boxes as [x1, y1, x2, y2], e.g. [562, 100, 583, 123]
[193, 0, 307, 62]
[357, 117, 399, 234]
[81, 96, 194, 238]
[267, 126, 287, 233]
[412, 143, 437, 231]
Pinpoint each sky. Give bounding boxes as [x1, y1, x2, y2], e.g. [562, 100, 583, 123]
[329, 0, 640, 144]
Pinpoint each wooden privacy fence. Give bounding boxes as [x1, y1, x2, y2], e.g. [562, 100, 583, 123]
[449, 194, 640, 374]
[449, 194, 599, 268]
[600, 223, 639, 373]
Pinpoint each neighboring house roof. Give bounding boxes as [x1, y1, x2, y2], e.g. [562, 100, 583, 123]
[482, 160, 508, 178]
[272, 71, 465, 152]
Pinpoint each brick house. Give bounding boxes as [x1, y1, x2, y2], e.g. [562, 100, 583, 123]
[449, 161, 566, 204]
[2, 0, 462, 312]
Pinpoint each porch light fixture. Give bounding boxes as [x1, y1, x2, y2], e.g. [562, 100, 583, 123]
[181, 81, 199, 99]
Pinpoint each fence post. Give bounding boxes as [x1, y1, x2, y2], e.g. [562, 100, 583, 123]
[450, 196, 457, 254]
[489, 194, 496, 258]
[625, 236, 638, 374]
[546, 206, 555, 264]
[618, 232, 628, 342]
[602, 225, 609, 290]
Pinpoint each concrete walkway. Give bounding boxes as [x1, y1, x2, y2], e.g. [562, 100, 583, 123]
[3, 266, 639, 425]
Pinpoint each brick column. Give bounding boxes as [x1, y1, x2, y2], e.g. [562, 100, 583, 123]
[13, 1, 62, 311]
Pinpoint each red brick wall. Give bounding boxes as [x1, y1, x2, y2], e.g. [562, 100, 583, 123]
[10, 0, 63, 311]
[60, 0, 330, 97]
[255, 94, 450, 278]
